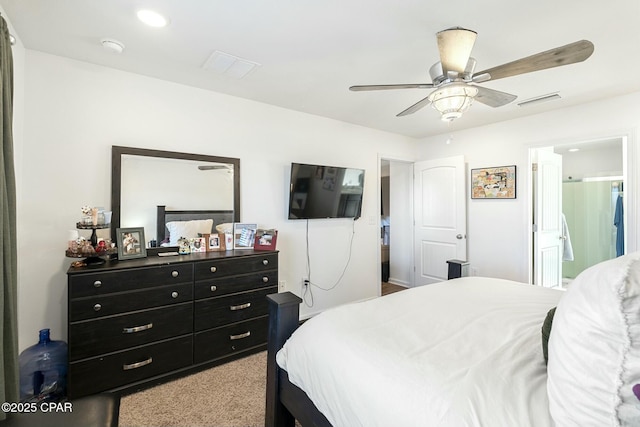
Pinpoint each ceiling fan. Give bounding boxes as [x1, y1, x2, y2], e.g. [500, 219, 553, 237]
[349, 27, 594, 122]
[197, 164, 233, 171]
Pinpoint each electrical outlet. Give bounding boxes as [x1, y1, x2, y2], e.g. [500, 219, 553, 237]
[301, 277, 309, 295]
[278, 280, 286, 291]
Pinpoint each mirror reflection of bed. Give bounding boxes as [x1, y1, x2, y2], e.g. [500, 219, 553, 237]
[156, 206, 234, 248]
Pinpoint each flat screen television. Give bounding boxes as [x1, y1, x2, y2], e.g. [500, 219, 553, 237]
[288, 162, 365, 220]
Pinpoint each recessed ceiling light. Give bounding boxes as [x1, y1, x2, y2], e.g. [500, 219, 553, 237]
[568, 148, 580, 152]
[137, 9, 169, 27]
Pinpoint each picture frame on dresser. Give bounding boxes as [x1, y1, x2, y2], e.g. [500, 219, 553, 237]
[233, 223, 257, 249]
[116, 227, 147, 260]
[207, 233, 223, 251]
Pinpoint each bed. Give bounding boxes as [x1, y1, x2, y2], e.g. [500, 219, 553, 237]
[266, 253, 640, 426]
[156, 205, 235, 246]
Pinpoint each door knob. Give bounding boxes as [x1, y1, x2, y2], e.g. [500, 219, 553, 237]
[456, 234, 464, 240]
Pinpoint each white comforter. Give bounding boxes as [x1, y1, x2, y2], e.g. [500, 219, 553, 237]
[276, 277, 563, 427]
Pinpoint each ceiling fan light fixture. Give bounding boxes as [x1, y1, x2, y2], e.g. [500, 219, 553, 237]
[437, 27, 477, 74]
[428, 83, 478, 122]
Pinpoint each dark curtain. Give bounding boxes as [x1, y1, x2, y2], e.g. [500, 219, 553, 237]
[0, 14, 17, 419]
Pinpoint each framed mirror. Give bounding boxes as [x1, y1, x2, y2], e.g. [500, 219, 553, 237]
[111, 146, 240, 247]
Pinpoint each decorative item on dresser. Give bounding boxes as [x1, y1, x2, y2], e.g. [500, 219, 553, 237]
[66, 205, 116, 266]
[66, 250, 278, 399]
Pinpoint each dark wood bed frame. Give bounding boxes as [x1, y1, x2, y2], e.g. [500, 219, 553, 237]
[265, 292, 333, 427]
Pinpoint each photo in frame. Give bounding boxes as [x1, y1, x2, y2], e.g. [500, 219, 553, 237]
[471, 165, 516, 199]
[190, 237, 206, 253]
[233, 223, 257, 249]
[254, 229, 278, 251]
[208, 233, 224, 251]
[116, 227, 147, 259]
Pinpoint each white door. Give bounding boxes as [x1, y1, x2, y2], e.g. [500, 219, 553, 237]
[414, 156, 467, 285]
[533, 150, 563, 287]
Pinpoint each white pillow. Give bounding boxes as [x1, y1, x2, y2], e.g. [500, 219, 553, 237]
[216, 222, 233, 234]
[166, 219, 213, 246]
[547, 252, 640, 426]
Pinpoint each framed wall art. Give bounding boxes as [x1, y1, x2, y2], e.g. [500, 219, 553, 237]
[471, 165, 516, 199]
[116, 227, 147, 259]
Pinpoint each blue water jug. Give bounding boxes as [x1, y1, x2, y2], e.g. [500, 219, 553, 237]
[19, 328, 68, 402]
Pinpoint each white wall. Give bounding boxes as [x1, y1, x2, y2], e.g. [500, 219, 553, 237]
[16, 50, 416, 350]
[415, 94, 640, 283]
[562, 144, 623, 180]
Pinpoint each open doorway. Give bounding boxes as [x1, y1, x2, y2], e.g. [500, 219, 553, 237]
[557, 138, 624, 286]
[379, 158, 413, 295]
[531, 137, 625, 288]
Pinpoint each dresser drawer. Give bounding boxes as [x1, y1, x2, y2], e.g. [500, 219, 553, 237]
[194, 271, 277, 300]
[70, 283, 193, 321]
[68, 335, 193, 399]
[194, 316, 268, 363]
[69, 302, 193, 361]
[194, 286, 276, 331]
[69, 263, 194, 298]
[194, 253, 277, 280]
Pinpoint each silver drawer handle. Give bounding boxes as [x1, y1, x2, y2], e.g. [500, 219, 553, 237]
[262, 276, 269, 283]
[122, 323, 153, 334]
[210, 285, 217, 292]
[230, 331, 251, 340]
[171, 270, 179, 277]
[262, 259, 269, 266]
[230, 302, 251, 311]
[93, 280, 102, 288]
[210, 266, 217, 273]
[171, 291, 179, 298]
[93, 303, 102, 311]
[123, 357, 153, 371]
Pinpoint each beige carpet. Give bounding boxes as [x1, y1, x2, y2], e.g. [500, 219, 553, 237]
[119, 351, 267, 427]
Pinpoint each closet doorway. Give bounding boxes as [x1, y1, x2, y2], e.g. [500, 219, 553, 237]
[532, 137, 625, 288]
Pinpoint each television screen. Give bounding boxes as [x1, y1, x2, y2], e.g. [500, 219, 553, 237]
[288, 163, 365, 220]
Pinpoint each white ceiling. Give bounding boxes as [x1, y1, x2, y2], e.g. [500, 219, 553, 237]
[1, 0, 639, 138]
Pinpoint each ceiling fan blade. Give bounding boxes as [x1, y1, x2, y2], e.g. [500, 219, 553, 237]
[473, 86, 518, 108]
[437, 27, 477, 76]
[396, 95, 432, 117]
[198, 165, 231, 170]
[473, 40, 594, 82]
[349, 83, 434, 91]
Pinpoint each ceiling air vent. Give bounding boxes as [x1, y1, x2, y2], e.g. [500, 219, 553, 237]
[517, 93, 561, 107]
[202, 51, 261, 80]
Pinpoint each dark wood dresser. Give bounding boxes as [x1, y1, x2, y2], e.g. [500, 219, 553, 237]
[66, 250, 278, 398]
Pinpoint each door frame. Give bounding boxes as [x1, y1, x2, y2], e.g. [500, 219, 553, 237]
[526, 131, 636, 284]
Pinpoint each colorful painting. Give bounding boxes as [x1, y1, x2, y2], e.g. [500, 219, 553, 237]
[471, 165, 516, 199]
